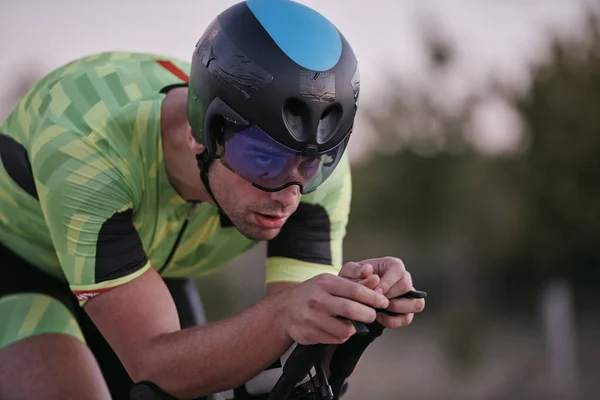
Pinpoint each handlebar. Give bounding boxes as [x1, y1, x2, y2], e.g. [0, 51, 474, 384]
[130, 290, 427, 400]
[268, 289, 427, 400]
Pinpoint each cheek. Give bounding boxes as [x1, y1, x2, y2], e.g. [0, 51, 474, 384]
[213, 163, 261, 205]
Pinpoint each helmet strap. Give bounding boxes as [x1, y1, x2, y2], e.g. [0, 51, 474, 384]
[196, 152, 223, 212]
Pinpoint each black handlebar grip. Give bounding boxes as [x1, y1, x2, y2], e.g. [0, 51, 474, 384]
[268, 343, 328, 400]
[130, 381, 179, 400]
[328, 290, 427, 383]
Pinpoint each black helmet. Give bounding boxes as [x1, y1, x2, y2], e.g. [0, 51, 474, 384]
[187, 0, 360, 196]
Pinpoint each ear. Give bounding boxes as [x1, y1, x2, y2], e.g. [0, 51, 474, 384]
[186, 127, 205, 155]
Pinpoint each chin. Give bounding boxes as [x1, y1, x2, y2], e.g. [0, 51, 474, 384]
[238, 225, 282, 241]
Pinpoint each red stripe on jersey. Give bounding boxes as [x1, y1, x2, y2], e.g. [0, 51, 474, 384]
[72, 287, 115, 302]
[156, 60, 190, 83]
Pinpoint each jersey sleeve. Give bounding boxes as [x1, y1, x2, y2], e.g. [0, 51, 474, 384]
[266, 153, 352, 284]
[30, 125, 150, 305]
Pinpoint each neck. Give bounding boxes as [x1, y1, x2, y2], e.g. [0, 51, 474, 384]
[160, 87, 212, 203]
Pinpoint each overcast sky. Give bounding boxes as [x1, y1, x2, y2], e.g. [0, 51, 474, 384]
[0, 0, 593, 158]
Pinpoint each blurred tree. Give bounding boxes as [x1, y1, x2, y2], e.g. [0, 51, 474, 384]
[346, 7, 600, 372]
[346, 17, 491, 373]
[500, 10, 600, 310]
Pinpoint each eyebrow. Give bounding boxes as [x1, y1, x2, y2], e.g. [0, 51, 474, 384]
[247, 144, 287, 158]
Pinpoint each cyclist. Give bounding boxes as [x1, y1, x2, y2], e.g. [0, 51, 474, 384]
[0, 1, 425, 399]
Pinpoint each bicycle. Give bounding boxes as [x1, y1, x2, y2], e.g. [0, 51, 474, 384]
[130, 290, 427, 400]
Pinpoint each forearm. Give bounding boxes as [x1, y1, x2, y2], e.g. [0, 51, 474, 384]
[137, 292, 293, 399]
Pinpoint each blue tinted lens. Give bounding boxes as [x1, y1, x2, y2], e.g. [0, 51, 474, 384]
[220, 124, 347, 193]
[303, 139, 348, 193]
[224, 130, 291, 180]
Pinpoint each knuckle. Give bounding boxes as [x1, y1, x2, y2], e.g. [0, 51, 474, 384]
[314, 273, 328, 285]
[341, 262, 356, 273]
[312, 273, 326, 285]
[391, 320, 403, 329]
[323, 274, 338, 289]
[387, 256, 405, 270]
[387, 314, 412, 328]
[389, 318, 402, 328]
[340, 302, 354, 318]
[402, 314, 414, 326]
[302, 310, 317, 326]
[399, 274, 413, 292]
[379, 281, 391, 293]
[378, 315, 390, 327]
[299, 311, 310, 325]
[307, 295, 321, 309]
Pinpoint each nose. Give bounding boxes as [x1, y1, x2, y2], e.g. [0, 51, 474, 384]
[269, 184, 300, 208]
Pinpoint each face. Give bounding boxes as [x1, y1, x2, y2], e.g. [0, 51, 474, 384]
[209, 161, 302, 241]
[186, 128, 301, 241]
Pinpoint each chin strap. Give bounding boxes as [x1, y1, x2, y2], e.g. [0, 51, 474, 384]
[196, 152, 231, 221]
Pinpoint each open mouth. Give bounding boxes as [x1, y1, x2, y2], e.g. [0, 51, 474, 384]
[252, 212, 287, 229]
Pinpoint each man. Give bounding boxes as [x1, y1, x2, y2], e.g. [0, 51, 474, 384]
[0, 1, 425, 399]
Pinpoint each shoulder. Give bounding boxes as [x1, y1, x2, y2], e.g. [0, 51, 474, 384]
[25, 52, 192, 175]
[20, 52, 189, 131]
[265, 154, 353, 275]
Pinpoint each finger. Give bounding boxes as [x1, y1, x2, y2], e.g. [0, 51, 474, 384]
[375, 264, 408, 296]
[356, 257, 408, 293]
[325, 276, 389, 310]
[376, 312, 414, 329]
[316, 314, 357, 342]
[383, 275, 415, 299]
[325, 295, 378, 324]
[357, 274, 380, 290]
[296, 326, 352, 345]
[338, 262, 373, 280]
[358, 263, 374, 279]
[385, 298, 426, 315]
[355, 257, 396, 277]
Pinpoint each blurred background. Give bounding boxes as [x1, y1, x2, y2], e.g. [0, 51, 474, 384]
[2, 0, 599, 399]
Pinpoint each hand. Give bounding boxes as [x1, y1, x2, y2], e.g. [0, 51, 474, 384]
[281, 273, 390, 345]
[339, 257, 426, 328]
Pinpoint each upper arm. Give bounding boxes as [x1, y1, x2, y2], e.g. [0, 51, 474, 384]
[83, 266, 180, 379]
[266, 154, 352, 284]
[31, 127, 149, 303]
[31, 127, 182, 379]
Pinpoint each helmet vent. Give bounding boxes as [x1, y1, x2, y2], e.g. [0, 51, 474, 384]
[317, 105, 342, 144]
[282, 98, 310, 142]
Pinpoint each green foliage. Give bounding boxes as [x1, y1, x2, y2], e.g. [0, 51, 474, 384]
[507, 12, 600, 290]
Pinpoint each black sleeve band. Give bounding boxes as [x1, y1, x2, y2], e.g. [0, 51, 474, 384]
[95, 209, 148, 283]
[267, 202, 332, 265]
